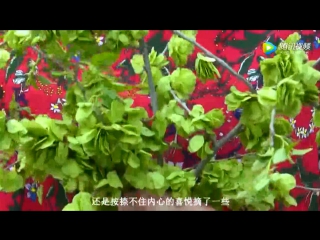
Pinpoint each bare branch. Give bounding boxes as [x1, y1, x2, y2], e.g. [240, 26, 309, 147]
[139, 40, 162, 165]
[166, 67, 243, 176]
[172, 30, 256, 94]
[31, 46, 69, 69]
[169, 89, 190, 114]
[214, 123, 244, 152]
[196, 152, 256, 164]
[162, 44, 168, 55]
[194, 122, 244, 177]
[140, 39, 158, 114]
[163, 67, 170, 76]
[4, 159, 19, 171]
[295, 185, 320, 192]
[313, 57, 320, 67]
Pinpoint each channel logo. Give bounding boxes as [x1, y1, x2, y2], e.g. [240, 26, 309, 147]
[314, 37, 320, 49]
[262, 42, 277, 55]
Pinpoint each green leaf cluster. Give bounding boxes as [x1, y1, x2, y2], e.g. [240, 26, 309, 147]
[131, 47, 169, 92]
[195, 53, 220, 82]
[0, 30, 315, 211]
[258, 33, 320, 117]
[221, 32, 320, 210]
[63, 192, 95, 211]
[168, 30, 197, 66]
[106, 30, 149, 49]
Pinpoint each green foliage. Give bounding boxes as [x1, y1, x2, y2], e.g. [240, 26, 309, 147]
[194, 158, 297, 210]
[221, 32, 320, 209]
[170, 68, 196, 100]
[168, 30, 197, 66]
[0, 30, 318, 211]
[106, 30, 149, 49]
[260, 39, 320, 117]
[0, 168, 24, 192]
[0, 49, 10, 68]
[131, 47, 169, 94]
[195, 53, 220, 82]
[63, 192, 95, 211]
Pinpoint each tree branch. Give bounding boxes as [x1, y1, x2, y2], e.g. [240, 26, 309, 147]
[169, 85, 242, 177]
[169, 89, 190, 114]
[167, 69, 244, 176]
[139, 40, 162, 165]
[4, 159, 19, 171]
[194, 122, 244, 178]
[313, 57, 320, 68]
[295, 185, 320, 192]
[140, 39, 158, 114]
[229, 152, 256, 161]
[32, 46, 70, 70]
[168, 31, 248, 176]
[173, 30, 256, 94]
[162, 44, 168, 55]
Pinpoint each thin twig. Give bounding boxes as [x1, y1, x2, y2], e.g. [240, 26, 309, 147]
[163, 67, 170, 76]
[197, 152, 256, 164]
[173, 30, 256, 94]
[170, 90, 190, 114]
[162, 44, 168, 55]
[313, 57, 320, 67]
[5, 159, 19, 171]
[31, 46, 70, 69]
[170, 88, 218, 156]
[169, 74, 242, 176]
[194, 123, 244, 178]
[211, 134, 218, 147]
[174, 132, 178, 143]
[295, 185, 320, 192]
[140, 39, 158, 114]
[269, 108, 276, 147]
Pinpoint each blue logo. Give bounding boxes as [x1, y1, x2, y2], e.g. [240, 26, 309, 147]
[314, 37, 320, 49]
[262, 42, 277, 55]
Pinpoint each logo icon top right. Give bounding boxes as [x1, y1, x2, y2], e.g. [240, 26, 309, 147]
[314, 37, 320, 49]
[262, 42, 277, 55]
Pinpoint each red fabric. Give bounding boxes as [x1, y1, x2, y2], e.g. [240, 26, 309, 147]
[0, 30, 319, 211]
